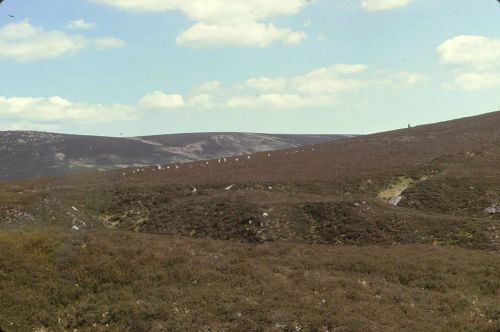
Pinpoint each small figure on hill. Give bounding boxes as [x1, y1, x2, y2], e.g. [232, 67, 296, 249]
[408, 124, 412, 129]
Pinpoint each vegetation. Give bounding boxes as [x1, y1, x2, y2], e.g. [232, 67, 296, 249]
[2, 113, 500, 330]
[377, 176, 417, 201]
[0, 226, 499, 331]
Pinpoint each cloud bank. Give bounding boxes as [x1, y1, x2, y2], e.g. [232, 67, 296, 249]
[138, 64, 425, 111]
[0, 96, 139, 127]
[65, 19, 96, 30]
[91, 0, 309, 48]
[361, 0, 413, 11]
[1, 63, 425, 130]
[438, 35, 500, 91]
[0, 20, 124, 61]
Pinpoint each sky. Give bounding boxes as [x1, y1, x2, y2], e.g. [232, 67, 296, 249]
[0, 0, 499, 136]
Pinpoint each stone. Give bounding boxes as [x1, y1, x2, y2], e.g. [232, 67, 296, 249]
[484, 206, 498, 215]
[389, 195, 403, 206]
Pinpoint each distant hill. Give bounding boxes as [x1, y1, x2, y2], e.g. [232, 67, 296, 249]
[0, 131, 348, 181]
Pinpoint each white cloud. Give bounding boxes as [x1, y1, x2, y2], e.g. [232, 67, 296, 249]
[437, 35, 500, 70]
[139, 64, 425, 111]
[329, 64, 369, 74]
[292, 64, 370, 96]
[91, 0, 309, 48]
[2, 64, 425, 131]
[139, 91, 185, 109]
[94, 37, 126, 49]
[0, 96, 139, 123]
[90, 0, 307, 20]
[444, 72, 500, 91]
[245, 65, 371, 96]
[438, 35, 500, 91]
[66, 19, 96, 30]
[0, 20, 125, 61]
[226, 94, 338, 110]
[390, 72, 427, 85]
[361, 0, 413, 11]
[138, 90, 227, 111]
[195, 80, 222, 93]
[2, 121, 60, 132]
[0, 20, 86, 61]
[177, 22, 306, 48]
[188, 94, 217, 110]
[246, 77, 288, 93]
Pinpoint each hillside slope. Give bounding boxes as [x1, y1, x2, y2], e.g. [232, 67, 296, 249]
[1, 112, 500, 331]
[0, 131, 346, 181]
[1, 111, 500, 248]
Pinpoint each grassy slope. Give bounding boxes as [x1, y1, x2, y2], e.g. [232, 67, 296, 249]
[0, 226, 499, 332]
[2, 112, 500, 330]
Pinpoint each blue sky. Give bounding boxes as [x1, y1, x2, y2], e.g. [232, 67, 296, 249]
[0, 0, 499, 136]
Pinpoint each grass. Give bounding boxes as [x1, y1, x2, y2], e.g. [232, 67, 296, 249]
[1, 118, 500, 330]
[377, 176, 417, 201]
[0, 225, 499, 331]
